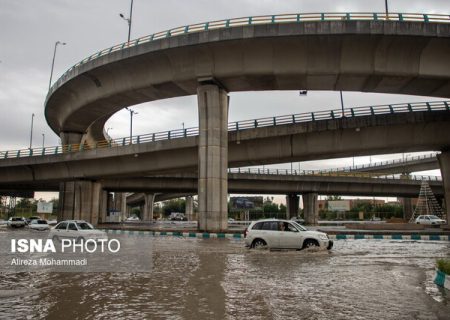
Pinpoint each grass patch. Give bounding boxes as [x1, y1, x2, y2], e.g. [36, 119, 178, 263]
[437, 259, 450, 275]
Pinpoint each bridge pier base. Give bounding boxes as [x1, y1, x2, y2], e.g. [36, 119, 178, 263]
[60, 132, 83, 146]
[438, 151, 450, 225]
[143, 193, 155, 221]
[401, 197, 414, 221]
[286, 194, 299, 219]
[302, 193, 319, 225]
[185, 196, 194, 221]
[197, 84, 229, 232]
[58, 180, 104, 225]
[120, 193, 127, 221]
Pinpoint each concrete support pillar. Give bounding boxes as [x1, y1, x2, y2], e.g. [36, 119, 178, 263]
[143, 193, 155, 221]
[120, 193, 127, 221]
[285, 194, 299, 219]
[401, 198, 413, 221]
[438, 151, 450, 225]
[185, 196, 194, 221]
[100, 190, 108, 223]
[302, 193, 319, 225]
[58, 180, 103, 225]
[197, 83, 229, 232]
[60, 132, 83, 146]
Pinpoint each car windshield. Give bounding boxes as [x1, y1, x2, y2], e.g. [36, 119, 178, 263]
[291, 221, 307, 231]
[37, 220, 47, 224]
[77, 222, 93, 230]
[11, 218, 23, 221]
[428, 215, 441, 220]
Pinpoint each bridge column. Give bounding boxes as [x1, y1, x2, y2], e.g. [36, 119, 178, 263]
[401, 198, 413, 221]
[197, 83, 229, 232]
[143, 193, 155, 221]
[185, 196, 194, 221]
[120, 193, 127, 221]
[60, 132, 83, 145]
[285, 194, 299, 219]
[438, 151, 450, 225]
[302, 193, 319, 225]
[58, 180, 103, 225]
[99, 190, 108, 223]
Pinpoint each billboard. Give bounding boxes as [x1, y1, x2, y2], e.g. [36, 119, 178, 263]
[328, 200, 350, 212]
[230, 197, 263, 209]
[37, 201, 53, 214]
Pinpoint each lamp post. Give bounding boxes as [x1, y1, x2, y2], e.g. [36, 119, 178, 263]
[29, 113, 34, 149]
[125, 108, 138, 143]
[42, 134, 45, 149]
[385, 0, 389, 19]
[340, 91, 345, 117]
[119, 0, 134, 42]
[48, 41, 66, 90]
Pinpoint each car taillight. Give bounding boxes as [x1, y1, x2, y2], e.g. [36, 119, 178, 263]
[244, 228, 248, 238]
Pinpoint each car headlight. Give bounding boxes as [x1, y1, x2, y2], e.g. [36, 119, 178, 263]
[319, 234, 328, 240]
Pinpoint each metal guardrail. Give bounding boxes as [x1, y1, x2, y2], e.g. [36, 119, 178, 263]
[49, 12, 450, 93]
[1, 100, 449, 160]
[227, 167, 442, 182]
[322, 152, 439, 172]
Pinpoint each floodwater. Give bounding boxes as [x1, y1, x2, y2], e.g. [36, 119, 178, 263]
[0, 229, 449, 320]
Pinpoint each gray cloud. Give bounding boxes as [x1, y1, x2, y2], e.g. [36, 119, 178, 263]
[0, 0, 448, 169]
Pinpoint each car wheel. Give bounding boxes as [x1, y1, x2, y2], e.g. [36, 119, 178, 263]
[52, 235, 59, 242]
[303, 239, 319, 249]
[251, 239, 267, 249]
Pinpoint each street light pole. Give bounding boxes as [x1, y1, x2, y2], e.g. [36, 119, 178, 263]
[29, 113, 34, 149]
[340, 91, 345, 117]
[48, 41, 66, 90]
[125, 107, 138, 143]
[385, 0, 389, 19]
[119, 0, 134, 42]
[42, 134, 45, 149]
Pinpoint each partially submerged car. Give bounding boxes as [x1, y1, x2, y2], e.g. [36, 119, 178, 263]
[28, 219, 50, 231]
[244, 219, 333, 250]
[414, 215, 447, 226]
[49, 220, 108, 242]
[7, 217, 26, 228]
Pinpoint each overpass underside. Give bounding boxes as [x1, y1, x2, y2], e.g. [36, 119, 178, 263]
[7, 18, 450, 230]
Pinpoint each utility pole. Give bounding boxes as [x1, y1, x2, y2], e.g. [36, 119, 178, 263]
[119, 0, 134, 42]
[29, 113, 34, 149]
[49, 41, 66, 90]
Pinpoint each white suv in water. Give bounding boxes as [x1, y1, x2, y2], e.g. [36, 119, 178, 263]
[244, 219, 333, 250]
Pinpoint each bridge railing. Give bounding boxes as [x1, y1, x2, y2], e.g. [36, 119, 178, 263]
[227, 167, 442, 181]
[1, 100, 449, 160]
[337, 152, 439, 172]
[49, 12, 450, 94]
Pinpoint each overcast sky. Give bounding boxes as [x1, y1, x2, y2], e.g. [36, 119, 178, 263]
[1, 0, 449, 201]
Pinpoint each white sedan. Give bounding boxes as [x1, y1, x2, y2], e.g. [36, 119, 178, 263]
[28, 219, 50, 231]
[414, 215, 447, 225]
[49, 220, 108, 242]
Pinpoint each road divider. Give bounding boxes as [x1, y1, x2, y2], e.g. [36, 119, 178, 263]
[103, 229, 450, 241]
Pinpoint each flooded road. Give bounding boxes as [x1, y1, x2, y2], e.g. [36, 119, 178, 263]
[0, 230, 449, 320]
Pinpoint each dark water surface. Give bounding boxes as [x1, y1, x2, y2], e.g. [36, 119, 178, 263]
[0, 231, 449, 320]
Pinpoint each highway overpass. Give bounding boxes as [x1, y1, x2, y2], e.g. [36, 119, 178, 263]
[4, 12, 450, 231]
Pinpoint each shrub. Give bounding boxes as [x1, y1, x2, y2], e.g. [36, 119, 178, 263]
[437, 259, 450, 275]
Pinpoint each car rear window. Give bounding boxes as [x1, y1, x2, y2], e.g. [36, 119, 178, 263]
[56, 222, 68, 230]
[77, 222, 93, 230]
[251, 222, 263, 230]
[261, 221, 278, 231]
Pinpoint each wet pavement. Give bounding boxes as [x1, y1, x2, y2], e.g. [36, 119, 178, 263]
[0, 229, 449, 320]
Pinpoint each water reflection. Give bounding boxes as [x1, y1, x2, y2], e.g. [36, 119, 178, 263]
[0, 237, 448, 319]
